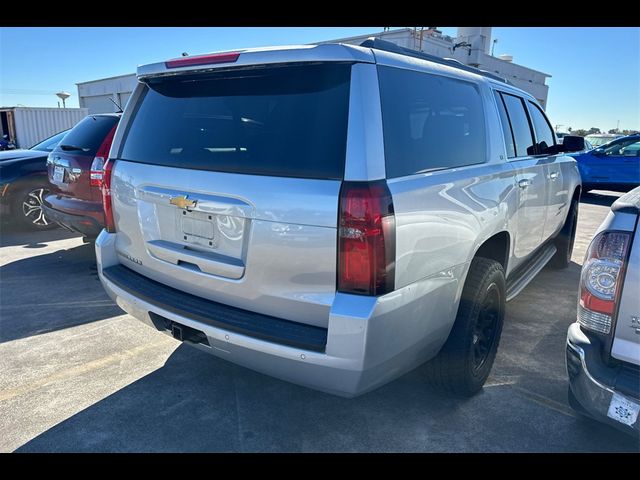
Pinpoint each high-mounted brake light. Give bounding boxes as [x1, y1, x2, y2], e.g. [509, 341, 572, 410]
[337, 181, 395, 296]
[101, 158, 116, 233]
[90, 124, 118, 188]
[165, 52, 241, 69]
[578, 231, 631, 334]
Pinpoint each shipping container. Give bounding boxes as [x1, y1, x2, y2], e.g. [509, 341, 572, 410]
[0, 107, 88, 149]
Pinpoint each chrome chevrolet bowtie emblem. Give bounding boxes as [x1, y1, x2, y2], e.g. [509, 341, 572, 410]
[170, 195, 197, 210]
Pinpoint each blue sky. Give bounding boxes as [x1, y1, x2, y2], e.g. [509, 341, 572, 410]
[1, 27, 638, 131]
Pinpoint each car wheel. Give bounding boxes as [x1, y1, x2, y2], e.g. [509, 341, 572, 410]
[549, 199, 578, 269]
[424, 257, 506, 397]
[11, 185, 57, 230]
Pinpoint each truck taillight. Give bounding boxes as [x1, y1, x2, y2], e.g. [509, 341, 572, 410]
[578, 231, 631, 334]
[101, 158, 116, 233]
[91, 124, 118, 188]
[337, 181, 395, 296]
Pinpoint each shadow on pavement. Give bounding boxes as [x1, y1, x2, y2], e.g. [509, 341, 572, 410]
[0, 220, 79, 248]
[15, 257, 640, 454]
[0, 242, 121, 343]
[580, 190, 622, 208]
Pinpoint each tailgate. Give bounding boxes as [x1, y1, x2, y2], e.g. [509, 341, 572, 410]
[612, 221, 640, 366]
[109, 63, 352, 328]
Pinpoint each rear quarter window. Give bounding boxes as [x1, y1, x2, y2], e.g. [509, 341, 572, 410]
[119, 63, 352, 180]
[378, 66, 487, 178]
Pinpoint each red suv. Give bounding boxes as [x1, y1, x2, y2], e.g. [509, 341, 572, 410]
[43, 114, 120, 239]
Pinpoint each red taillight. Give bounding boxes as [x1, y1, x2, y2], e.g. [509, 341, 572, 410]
[337, 181, 395, 296]
[101, 158, 116, 233]
[90, 157, 104, 187]
[578, 231, 631, 334]
[165, 52, 240, 69]
[91, 124, 117, 188]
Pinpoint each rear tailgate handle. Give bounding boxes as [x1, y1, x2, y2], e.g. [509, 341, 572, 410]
[146, 240, 245, 279]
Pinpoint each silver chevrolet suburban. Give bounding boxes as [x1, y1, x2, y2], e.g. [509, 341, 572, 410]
[567, 187, 640, 435]
[95, 39, 584, 397]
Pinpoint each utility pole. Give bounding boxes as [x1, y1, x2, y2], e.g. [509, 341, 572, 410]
[491, 38, 498, 56]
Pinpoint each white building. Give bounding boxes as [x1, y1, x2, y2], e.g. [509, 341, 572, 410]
[77, 27, 550, 114]
[77, 73, 138, 115]
[0, 106, 88, 149]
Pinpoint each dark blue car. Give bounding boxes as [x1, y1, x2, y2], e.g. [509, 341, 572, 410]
[569, 134, 640, 192]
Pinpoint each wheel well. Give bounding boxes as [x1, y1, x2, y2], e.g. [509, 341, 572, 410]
[474, 232, 510, 271]
[572, 186, 581, 203]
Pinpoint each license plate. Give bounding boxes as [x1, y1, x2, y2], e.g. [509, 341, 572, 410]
[53, 165, 65, 183]
[607, 392, 640, 427]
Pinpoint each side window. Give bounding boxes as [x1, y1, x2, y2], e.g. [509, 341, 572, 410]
[378, 66, 487, 178]
[494, 91, 516, 158]
[527, 101, 555, 155]
[604, 139, 640, 157]
[500, 93, 536, 157]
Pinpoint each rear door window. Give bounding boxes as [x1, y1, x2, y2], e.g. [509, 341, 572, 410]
[378, 66, 487, 177]
[55, 116, 118, 157]
[500, 93, 536, 157]
[119, 63, 352, 180]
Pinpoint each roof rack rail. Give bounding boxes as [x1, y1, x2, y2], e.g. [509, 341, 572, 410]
[359, 38, 509, 84]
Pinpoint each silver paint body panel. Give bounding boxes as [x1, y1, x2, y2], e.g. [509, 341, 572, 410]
[610, 212, 640, 366]
[97, 42, 581, 396]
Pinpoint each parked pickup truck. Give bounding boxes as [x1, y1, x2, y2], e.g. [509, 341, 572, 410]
[95, 39, 584, 397]
[567, 187, 640, 435]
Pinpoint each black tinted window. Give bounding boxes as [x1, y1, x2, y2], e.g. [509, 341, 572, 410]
[500, 93, 535, 157]
[55, 116, 118, 157]
[31, 130, 68, 152]
[120, 64, 351, 180]
[494, 92, 516, 158]
[378, 66, 486, 178]
[527, 101, 555, 154]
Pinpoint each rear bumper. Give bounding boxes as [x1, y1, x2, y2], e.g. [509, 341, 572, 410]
[566, 323, 640, 435]
[95, 230, 461, 397]
[43, 194, 104, 237]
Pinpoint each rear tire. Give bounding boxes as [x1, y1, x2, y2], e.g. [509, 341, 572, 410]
[424, 257, 506, 397]
[549, 198, 578, 269]
[11, 184, 57, 230]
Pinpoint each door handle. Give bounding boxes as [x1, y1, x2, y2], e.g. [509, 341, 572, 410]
[518, 179, 532, 189]
[549, 171, 559, 180]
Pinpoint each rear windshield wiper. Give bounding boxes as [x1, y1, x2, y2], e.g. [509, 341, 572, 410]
[59, 144, 89, 152]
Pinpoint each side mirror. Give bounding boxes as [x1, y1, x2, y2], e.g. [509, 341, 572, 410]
[562, 135, 585, 152]
[591, 148, 606, 156]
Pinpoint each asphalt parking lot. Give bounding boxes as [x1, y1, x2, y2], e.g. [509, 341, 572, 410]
[1, 190, 639, 452]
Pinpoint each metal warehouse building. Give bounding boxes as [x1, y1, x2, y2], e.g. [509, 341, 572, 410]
[77, 27, 551, 114]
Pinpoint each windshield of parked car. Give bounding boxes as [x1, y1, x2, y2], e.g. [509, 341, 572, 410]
[30, 129, 69, 152]
[587, 135, 620, 147]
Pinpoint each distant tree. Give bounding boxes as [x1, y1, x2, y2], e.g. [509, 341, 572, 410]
[587, 127, 601, 135]
[608, 128, 619, 134]
[573, 129, 588, 137]
[568, 127, 572, 132]
[622, 129, 639, 135]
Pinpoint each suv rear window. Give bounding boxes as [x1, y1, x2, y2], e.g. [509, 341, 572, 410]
[56, 115, 118, 157]
[119, 63, 352, 180]
[378, 66, 487, 178]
